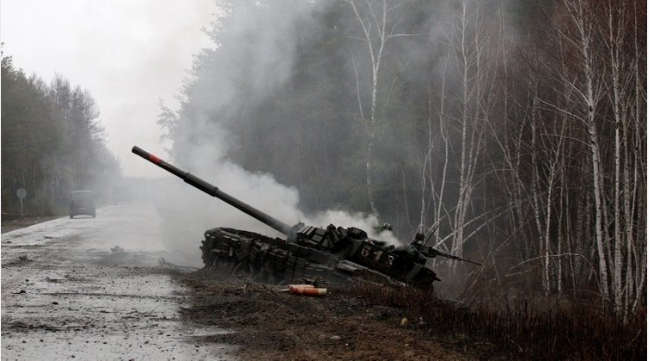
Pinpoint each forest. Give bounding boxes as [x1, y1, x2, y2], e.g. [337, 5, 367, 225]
[159, 0, 646, 323]
[1, 56, 121, 214]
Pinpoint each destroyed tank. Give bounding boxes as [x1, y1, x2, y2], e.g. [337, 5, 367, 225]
[132, 146, 479, 289]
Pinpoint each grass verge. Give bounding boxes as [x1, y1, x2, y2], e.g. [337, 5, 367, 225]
[341, 282, 646, 360]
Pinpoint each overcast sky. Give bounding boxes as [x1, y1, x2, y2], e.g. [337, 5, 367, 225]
[1, 0, 217, 177]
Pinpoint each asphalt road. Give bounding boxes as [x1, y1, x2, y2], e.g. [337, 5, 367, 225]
[1, 204, 233, 360]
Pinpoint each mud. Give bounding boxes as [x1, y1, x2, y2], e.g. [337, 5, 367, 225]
[178, 273, 474, 361]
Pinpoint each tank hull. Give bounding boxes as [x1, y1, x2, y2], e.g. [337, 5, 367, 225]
[201, 227, 440, 289]
[201, 227, 409, 287]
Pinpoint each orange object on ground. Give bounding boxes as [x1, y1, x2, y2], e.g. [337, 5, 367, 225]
[288, 285, 327, 296]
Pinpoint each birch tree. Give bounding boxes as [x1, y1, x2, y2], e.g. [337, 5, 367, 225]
[445, 0, 492, 258]
[547, 0, 646, 319]
[344, 0, 417, 218]
[599, 0, 646, 321]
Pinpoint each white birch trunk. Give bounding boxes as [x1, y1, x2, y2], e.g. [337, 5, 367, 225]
[566, 0, 611, 302]
[346, 0, 412, 218]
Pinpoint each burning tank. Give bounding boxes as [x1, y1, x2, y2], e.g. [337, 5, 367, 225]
[132, 146, 479, 289]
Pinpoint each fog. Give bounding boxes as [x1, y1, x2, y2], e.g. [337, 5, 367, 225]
[1, 0, 216, 178]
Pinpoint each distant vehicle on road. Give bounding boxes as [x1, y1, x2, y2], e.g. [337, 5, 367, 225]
[69, 191, 96, 218]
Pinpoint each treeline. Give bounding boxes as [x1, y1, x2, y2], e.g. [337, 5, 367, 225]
[1, 56, 121, 215]
[161, 0, 645, 320]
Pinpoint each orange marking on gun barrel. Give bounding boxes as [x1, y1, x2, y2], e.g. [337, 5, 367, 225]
[148, 154, 161, 164]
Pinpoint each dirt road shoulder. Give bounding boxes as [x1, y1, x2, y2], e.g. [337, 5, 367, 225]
[179, 274, 475, 361]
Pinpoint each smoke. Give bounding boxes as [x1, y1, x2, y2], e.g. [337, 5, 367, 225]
[153, 0, 526, 262]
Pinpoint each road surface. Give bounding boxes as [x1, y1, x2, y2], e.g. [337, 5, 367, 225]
[1, 204, 233, 360]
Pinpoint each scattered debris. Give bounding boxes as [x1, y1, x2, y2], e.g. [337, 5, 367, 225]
[2, 255, 34, 267]
[158, 258, 200, 271]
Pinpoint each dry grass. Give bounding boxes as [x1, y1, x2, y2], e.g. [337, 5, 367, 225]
[340, 281, 646, 360]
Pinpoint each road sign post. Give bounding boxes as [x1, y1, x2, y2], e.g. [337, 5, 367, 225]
[16, 188, 27, 216]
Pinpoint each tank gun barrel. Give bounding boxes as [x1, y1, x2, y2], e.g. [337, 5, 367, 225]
[132, 146, 294, 236]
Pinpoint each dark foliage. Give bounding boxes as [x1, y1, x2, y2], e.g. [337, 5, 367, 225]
[1, 56, 121, 215]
